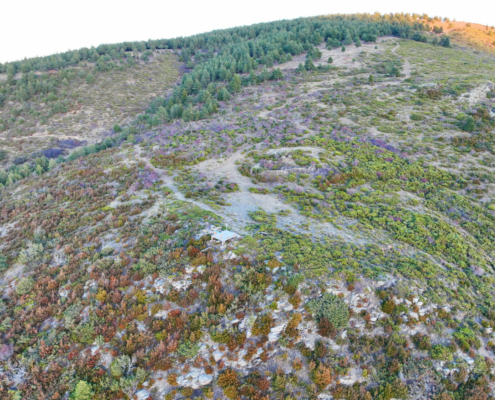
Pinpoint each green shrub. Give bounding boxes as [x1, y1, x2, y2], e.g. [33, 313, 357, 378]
[16, 276, 34, 295]
[453, 327, 480, 352]
[377, 125, 398, 133]
[381, 299, 396, 314]
[177, 341, 200, 358]
[410, 113, 424, 121]
[459, 116, 476, 132]
[429, 344, 453, 361]
[73, 380, 93, 400]
[132, 260, 157, 276]
[306, 293, 349, 329]
[0, 254, 7, 272]
[100, 246, 114, 256]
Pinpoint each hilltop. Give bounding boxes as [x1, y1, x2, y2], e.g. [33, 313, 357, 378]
[1, 13, 495, 400]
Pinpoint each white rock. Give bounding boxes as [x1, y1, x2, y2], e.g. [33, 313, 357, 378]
[185, 266, 195, 274]
[176, 368, 213, 388]
[153, 278, 167, 294]
[136, 389, 151, 399]
[237, 357, 248, 368]
[213, 350, 223, 362]
[198, 373, 213, 386]
[154, 310, 168, 319]
[171, 277, 192, 291]
[268, 323, 287, 342]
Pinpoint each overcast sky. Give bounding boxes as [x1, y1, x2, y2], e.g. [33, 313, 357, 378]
[1, 0, 494, 64]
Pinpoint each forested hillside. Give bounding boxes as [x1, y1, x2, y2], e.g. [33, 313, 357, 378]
[1, 13, 495, 400]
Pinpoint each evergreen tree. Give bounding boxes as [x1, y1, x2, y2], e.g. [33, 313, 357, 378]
[169, 104, 183, 119]
[183, 77, 194, 94]
[182, 105, 195, 122]
[217, 87, 231, 101]
[327, 57, 333, 64]
[156, 106, 169, 122]
[369, 75, 374, 85]
[343, 29, 353, 45]
[259, 68, 270, 82]
[249, 70, 258, 85]
[439, 36, 451, 48]
[229, 74, 242, 93]
[271, 68, 283, 80]
[181, 89, 188, 104]
[191, 79, 201, 94]
[304, 58, 316, 71]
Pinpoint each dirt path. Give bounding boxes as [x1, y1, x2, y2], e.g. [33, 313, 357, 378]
[133, 145, 359, 241]
[392, 42, 411, 79]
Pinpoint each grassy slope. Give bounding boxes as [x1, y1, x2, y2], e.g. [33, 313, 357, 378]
[0, 52, 179, 165]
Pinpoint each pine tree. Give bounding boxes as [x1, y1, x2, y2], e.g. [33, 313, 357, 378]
[183, 77, 194, 94]
[304, 58, 315, 71]
[217, 87, 231, 101]
[439, 36, 451, 48]
[182, 106, 195, 122]
[343, 29, 353, 45]
[271, 68, 283, 80]
[191, 79, 201, 94]
[259, 68, 270, 82]
[249, 71, 258, 85]
[229, 74, 242, 93]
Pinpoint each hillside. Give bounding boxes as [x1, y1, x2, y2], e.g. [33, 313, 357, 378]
[1, 13, 495, 400]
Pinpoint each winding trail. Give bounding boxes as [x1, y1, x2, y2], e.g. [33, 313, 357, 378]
[133, 145, 359, 241]
[392, 42, 411, 79]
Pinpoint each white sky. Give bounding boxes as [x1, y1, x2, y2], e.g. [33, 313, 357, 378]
[1, 0, 494, 64]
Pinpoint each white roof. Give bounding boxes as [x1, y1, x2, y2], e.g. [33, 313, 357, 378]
[211, 230, 240, 242]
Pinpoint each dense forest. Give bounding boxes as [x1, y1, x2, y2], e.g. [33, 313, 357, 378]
[0, 13, 447, 125]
